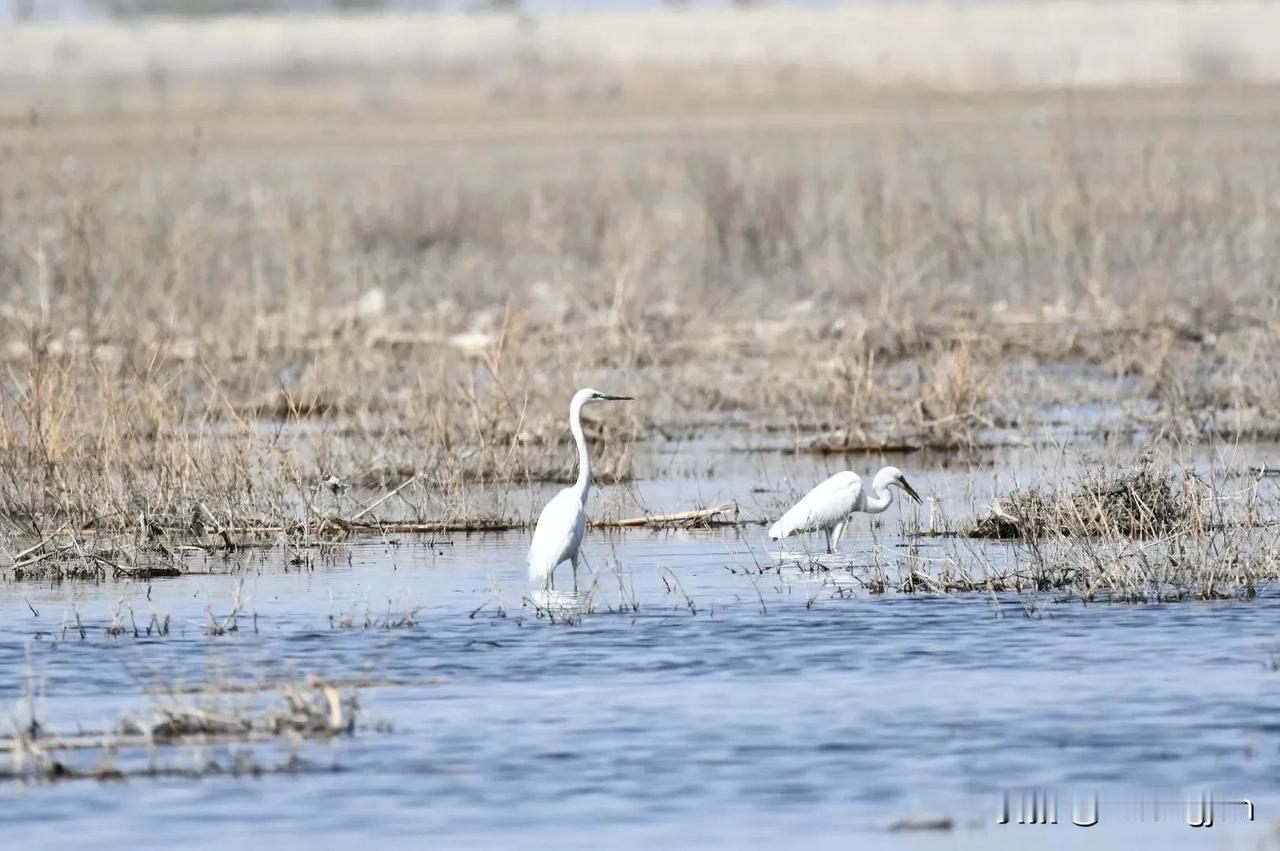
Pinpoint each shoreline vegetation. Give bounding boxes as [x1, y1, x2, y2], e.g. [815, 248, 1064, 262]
[2, 661, 399, 783]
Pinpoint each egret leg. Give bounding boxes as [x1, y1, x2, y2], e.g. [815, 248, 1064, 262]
[548, 565, 556, 590]
[830, 519, 847, 553]
[571, 553, 580, 593]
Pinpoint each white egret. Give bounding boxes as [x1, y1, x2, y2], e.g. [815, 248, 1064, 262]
[768, 466, 922, 554]
[528, 388, 632, 588]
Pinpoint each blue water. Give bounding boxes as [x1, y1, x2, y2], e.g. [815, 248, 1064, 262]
[1, 524, 1278, 849]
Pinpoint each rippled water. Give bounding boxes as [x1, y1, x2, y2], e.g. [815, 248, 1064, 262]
[3, 513, 1280, 849]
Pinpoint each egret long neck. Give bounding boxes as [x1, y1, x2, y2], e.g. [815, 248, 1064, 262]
[864, 471, 895, 514]
[570, 397, 591, 504]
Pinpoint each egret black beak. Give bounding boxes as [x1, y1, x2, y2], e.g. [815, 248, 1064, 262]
[900, 478, 922, 504]
[598, 393, 633, 401]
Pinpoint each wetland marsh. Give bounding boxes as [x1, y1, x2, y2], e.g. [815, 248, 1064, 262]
[2, 51, 1280, 847]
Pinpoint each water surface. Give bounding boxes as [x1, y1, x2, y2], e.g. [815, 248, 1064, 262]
[2, 522, 1278, 849]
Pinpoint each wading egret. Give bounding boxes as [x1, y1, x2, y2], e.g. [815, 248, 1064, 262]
[528, 388, 632, 588]
[768, 466, 921, 554]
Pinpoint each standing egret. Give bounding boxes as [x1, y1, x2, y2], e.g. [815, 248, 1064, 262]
[528, 388, 632, 588]
[768, 466, 921, 554]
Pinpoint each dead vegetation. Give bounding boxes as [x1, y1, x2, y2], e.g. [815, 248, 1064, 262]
[329, 594, 421, 630]
[917, 522, 1280, 603]
[946, 456, 1278, 601]
[969, 457, 1204, 540]
[0, 75, 1279, 547]
[2, 664, 400, 783]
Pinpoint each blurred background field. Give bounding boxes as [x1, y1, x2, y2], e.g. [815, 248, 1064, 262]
[4, 1, 1280, 105]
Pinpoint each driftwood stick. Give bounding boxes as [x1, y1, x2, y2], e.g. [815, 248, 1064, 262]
[592, 504, 736, 528]
[13, 547, 69, 570]
[31, 503, 752, 543]
[328, 518, 520, 534]
[347, 475, 417, 523]
[12, 532, 62, 564]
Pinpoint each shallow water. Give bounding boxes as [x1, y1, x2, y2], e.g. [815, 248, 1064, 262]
[3, 519, 1280, 849]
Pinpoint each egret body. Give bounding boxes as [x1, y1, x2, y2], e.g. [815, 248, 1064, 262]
[528, 388, 632, 587]
[768, 466, 921, 553]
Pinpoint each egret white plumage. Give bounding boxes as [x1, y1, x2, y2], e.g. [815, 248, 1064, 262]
[528, 388, 632, 588]
[768, 466, 921, 553]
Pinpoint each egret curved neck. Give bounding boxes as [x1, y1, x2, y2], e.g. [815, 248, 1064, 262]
[570, 397, 591, 503]
[865, 473, 895, 514]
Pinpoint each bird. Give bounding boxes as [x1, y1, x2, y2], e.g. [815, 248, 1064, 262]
[528, 388, 633, 588]
[768, 466, 922, 554]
